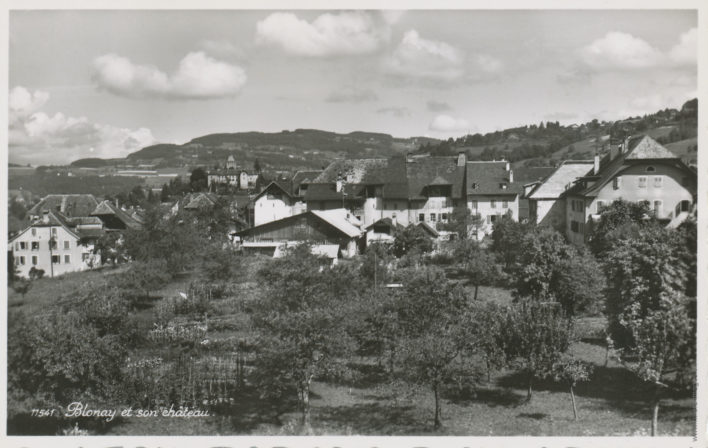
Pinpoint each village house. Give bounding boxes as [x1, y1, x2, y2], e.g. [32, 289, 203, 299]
[27, 194, 99, 221]
[236, 208, 363, 259]
[91, 200, 144, 231]
[9, 210, 102, 278]
[525, 161, 594, 232]
[465, 161, 522, 239]
[365, 217, 405, 245]
[562, 135, 696, 245]
[252, 171, 320, 226]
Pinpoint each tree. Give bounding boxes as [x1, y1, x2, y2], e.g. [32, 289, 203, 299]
[93, 231, 127, 265]
[189, 167, 208, 192]
[503, 299, 574, 402]
[117, 259, 172, 302]
[249, 245, 359, 432]
[471, 302, 509, 382]
[552, 355, 593, 420]
[615, 292, 694, 436]
[253, 158, 262, 173]
[549, 249, 606, 316]
[391, 225, 433, 258]
[394, 266, 471, 429]
[439, 205, 471, 239]
[452, 239, 499, 300]
[12, 279, 32, 299]
[514, 226, 575, 302]
[588, 199, 653, 256]
[491, 214, 530, 269]
[359, 242, 394, 288]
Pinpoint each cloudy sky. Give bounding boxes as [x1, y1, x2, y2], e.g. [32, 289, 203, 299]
[8, 9, 697, 165]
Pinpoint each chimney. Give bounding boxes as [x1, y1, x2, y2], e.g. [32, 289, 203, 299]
[60, 196, 68, 213]
[115, 197, 119, 209]
[336, 171, 343, 193]
[457, 151, 466, 167]
[509, 169, 514, 183]
[593, 154, 600, 175]
[392, 213, 398, 228]
[505, 161, 510, 171]
[42, 210, 49, 224]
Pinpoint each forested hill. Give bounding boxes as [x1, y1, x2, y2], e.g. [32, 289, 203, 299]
[72, 129, 438, 171]
[417, 98, 697, 167]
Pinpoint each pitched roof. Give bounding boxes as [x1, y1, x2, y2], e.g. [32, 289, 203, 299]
[183, 193, 218, 210]
[512, 167, 557, 184]
[625, 135, 678, 160]
[314, 159, 389, 184]
[365, 217, 405, 232]
[305, 157, 408, 201]
[466, 161, 522, 196]
[28, 194, 99, 218]
[310, 209, 363, 238]
[10, 210, 80, 243]
[417, 221, 439, 237]
[406, 156, 465, 200]
[292, 170, 322, 189]
[91, 200, 144, 229]
[567, 135, 691, 198]
[253, 181, 294, 200]
[527, 161, 593, 199]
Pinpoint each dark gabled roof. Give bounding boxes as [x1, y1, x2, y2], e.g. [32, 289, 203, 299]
[466, 161, 522, 196]
[406, 156, 465, 200]
[253, 181, 294, 201]
[28, 194, 99, 218]
[512, 167, 557, 184]
[237, 209, 362, 239]
[365, 217, 405, 232]
[91, 200, 144, 229]
[314, 159, 389, 184]
[182, 192, 219, 210]
[305, 157, 408, 201]
[565, 135, 693, 198]
[10, 210, 80, 243]
[416, 221, 439, 237]
[292, 170, 322, 189]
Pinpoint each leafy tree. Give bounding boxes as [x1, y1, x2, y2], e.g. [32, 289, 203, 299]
[588, 199, 653, 256]
[602, 225, 687, 348]
[676, 218, 697, 297]
[93, 231, 127, 265]
[503, 299, 574, 401]
[552, 355, 593, 420]
[491, 214, 530, 269]
[391, 225, 433, 258]
[359, 242, 394, 288]
[615, 291, 694, 436]
[117, 259, 172, 302]
[189, 167, 208, 192]
[12, 278, 32, 299]
[394, 266, 470, 429]
[471, 302, 509, 382]
[439, 205, 471, 239]
[253, 158, 262, 173]
[249, 245, 359, 433]
[452, 238, 500, 300]
[549, 249, 606, 316]
[514, 226, 575, 302]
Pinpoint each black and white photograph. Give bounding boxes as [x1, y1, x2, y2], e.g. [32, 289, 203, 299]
[2, 1, 705, 446]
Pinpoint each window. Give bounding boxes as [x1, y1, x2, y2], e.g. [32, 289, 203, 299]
[613, 177, 621, 189]
[502, 200, 508, 209]
[393, 203, 398, 210]
[51, 228, 57, 236]
[596, 200, 606, 213]
[32, 256, 37, 265]
[430, 213, 436, 222]
[570, 221, 579, 232]
[52, 255, 60, 264]
[19, 256, 25, 265]
[441, 213, 448, 221]
[64, 240, 70, 249]
[654, 200, 662, 216]
[15, 243, 19, 251]
[419, 213, 425, 223]
[654, 176, 663, 188]
[31, 241, 39, 251]
[646, 166, 656, 173]
[64, 255, 71, 264]
[470, 200, 478, 209]
[681, 200, 690, 212]
[50, 240, 57, 250]
[490, 215, 498, 224]
[638, 176, 647, 188]
[31, 228, 36, 236]
[20, 242, 26, 250]
[491, 200, 497, 209]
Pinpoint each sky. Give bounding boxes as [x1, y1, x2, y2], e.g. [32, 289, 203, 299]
[8, 9, 698, 165]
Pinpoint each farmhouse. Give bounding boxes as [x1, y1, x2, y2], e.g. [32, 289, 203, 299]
[465, 161, 522, 239]
[236, 208, 363, 259]
[27, 194, 99, 221]
[9, 210, 102, 278]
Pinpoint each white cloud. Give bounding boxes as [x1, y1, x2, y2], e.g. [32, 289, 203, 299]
[255, 11, 390, 57]
[580, 28, 697, 71]
[92, 51, 247, 100]
[9, 86, 49, 125]
[429, 114, 470, 133]
[581, 31, 664, 70]
[326, 85, 378, 103]
[669, 27, 697, 66]
[8, 86, 156, 164]
[386, 30, 464, 81]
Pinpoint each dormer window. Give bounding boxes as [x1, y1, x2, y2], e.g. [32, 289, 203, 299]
[500, 183, 507, 190]
[646, 166, 656, 173]
[471, 182, 478, 189]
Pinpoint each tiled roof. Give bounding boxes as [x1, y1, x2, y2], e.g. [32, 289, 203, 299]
[305, 157, 408, 201]
[406, 156, 465, 200]
[512, 167, 556, 184]
[314, 159, 389, 184]
[566, 135, 689, 198]
[28, 194, 99, 218]
[365, 217, 405, 232]
[292, 170, 322, 189]
[254, 181, 294, 200]
[91, 200, 144, 229]
[311, 209, 363, 238]
[466, 161, 522, 196]
[527, 161, 593, 199]
[183, 193, 219, 210]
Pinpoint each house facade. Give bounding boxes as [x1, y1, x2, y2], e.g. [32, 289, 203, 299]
[465, 161, 522, 239]
[563, 135, 696, 245]
[9, 211, 102, 278]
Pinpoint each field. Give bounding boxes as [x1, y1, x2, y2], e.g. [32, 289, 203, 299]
[7, 262, 695, 437]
